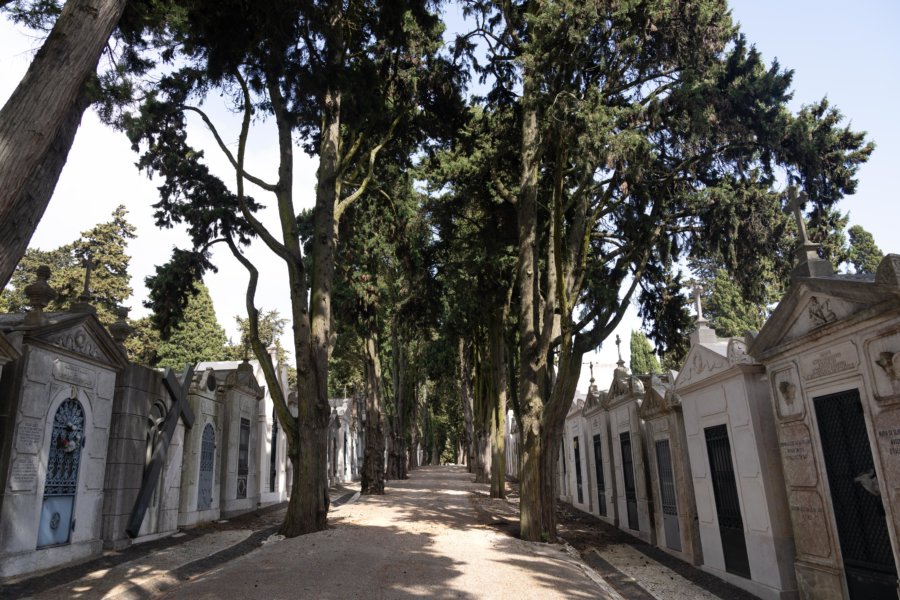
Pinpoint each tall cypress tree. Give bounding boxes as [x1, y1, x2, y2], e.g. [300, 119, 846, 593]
[154, 281, 227, 370]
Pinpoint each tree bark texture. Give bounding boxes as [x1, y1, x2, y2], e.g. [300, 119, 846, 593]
[458, 338, 475, 473]
[489, 315, 507, 499]
[0, 0, 127, 288]
[361, 331, 386, 494]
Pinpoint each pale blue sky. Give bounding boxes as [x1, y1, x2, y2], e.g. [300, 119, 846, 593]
[1, 2, 897, 391]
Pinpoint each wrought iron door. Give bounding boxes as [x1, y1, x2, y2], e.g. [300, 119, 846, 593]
[573, 436, 584, 504]
[37, 398, 84, 548]
[814, 389, 897, 599]
[593, 434, 607, 516]
[237, 418, 250, 499]
[198, 424, 215, 510]
[620, 432, 639, 531]
[705, 424, 750, 578]
[655, 439, 682, 551]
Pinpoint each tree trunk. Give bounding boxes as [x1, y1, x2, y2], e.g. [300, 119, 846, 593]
[361, 331, 386, 494]
[489, 314, 507, 499]
[0, 0, 127, 288]
[473, 355, 492, 483]
[516, 76, 547, 542]
[458, 338, 475, 473]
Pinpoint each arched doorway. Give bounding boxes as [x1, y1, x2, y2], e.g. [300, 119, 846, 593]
[37, 398, 85, 548]
[198, 423, 215, 510]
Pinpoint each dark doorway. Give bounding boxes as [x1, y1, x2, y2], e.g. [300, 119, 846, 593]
[198, 424, 215, 510]
[620, 432, 639, 531]
[815, 389, 898, 599]
[573, 436, 584, 504]
[705, 424, 750, 578]
[593, 434, 607, 516]
[237, 418, 250, 499]
[656, 438, 682, 551]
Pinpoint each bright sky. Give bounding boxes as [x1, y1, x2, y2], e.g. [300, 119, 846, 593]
[1, 1, 897, 394]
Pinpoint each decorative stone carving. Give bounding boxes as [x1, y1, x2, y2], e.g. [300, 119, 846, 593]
[875, 351, 900, 393]
[808, 296, 837, 327]
[23, 265, 58, 326]
[53, 327, 102, 360]
[875, 253, 900, 287]
[727, 338, 754, 365]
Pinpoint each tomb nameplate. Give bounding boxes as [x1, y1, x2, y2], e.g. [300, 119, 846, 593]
[52, 359, 95, 388]
[874, 409, 900, 483]
[779, 423, 817, 486]
[592, 417, 600, 430]
[789, 490, 832, 559]
[799, 342, 858, 382]
[9, 456, 38, 491]
[15, 420, 43, 453]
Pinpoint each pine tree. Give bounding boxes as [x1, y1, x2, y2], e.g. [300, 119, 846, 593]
[846, 225, 883, 274]
[155, 282, 227, 370]
[2, 205, 135, 327]
[629, 331, 661, 375]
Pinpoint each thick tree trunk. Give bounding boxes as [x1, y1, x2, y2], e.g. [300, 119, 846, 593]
[516, 81, 545, 541]
[361, 332, 386, 494]
[0, 0, 127, 288]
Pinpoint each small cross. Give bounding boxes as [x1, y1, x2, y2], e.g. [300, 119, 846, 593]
[692, 282, 705, 323]
[787, 187, 811, 246]
[80, 256, 96, 300]
[615, 334, 624, 365]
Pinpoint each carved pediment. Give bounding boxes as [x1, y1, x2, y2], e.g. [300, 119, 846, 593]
[750, 277, 900, 360]
[224, 364, 264, 399]
[674, 344, 729, 389]
[582, 385, 604, 415]
[28, 315, 127, 370]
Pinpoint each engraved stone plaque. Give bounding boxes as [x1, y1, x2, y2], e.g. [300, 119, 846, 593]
[9, 456, 38, 492]
[780, 423, 817, 487]
[874, 409, 900, 483]
[15, 420, 43, 454]
[52, 359, 95, 388]
[789, 490, 832, 559]
[799, 341, 859, 382]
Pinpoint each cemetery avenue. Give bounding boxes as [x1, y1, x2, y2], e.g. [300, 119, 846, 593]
[3, 466, 757, 599]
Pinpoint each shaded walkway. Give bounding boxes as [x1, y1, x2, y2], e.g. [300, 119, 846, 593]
[160, 466, 613, 600]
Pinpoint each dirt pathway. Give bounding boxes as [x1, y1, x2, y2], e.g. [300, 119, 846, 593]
[158, 466, 616, 600]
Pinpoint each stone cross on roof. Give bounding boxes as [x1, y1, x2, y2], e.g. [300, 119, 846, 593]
[786, 186, 834, 279]
[70, 256, 98, 314]
[615, 334, 625, 367]
[691, 281, 708, 326]
[582, 360, 595, 383]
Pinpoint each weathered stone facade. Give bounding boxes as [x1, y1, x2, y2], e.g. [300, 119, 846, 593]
[750, 254, 900, 599]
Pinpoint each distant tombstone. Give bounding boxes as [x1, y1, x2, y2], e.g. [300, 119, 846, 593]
[751, 253, 900, 599]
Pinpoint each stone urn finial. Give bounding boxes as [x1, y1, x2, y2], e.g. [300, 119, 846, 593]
[23, 265, 58, 326]
[108, 305, 135, 348]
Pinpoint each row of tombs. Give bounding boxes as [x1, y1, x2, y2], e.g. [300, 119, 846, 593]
[0, 268, 363, 579]
[557, 251, 900, 600]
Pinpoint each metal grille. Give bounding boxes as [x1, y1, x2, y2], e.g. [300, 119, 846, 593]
[705, 424, 750, 578]
[44, 398, 84, 496]
[656, 438, 682, 552]
[814, 390, 897, 580]
[269, 410, 278, 493]
[656, 439, 678, 516]
[593, 434, 607, 516]
[198, 424, 215, 510]
[237, 418, 250, 499]
[573, 436, 584, 504]
[621, 432, 639, 530]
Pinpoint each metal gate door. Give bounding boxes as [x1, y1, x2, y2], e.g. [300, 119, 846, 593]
[37, 398, 84, 548]
[814, 389, 898, 599]
[237, 418, 250, 499]
[593, 434, 607, 516]
[620, 432, 639, 531]
[198, 424, 215, 510]
[656, 438, 681, 551]
[705, 424, 750, 578]
[573, 436, 584, 504]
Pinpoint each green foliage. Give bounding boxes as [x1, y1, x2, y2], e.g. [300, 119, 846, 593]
[629, 331, 661, 375]
[2, 205, 135, 327]
[706, 268, 768, 338]
[845, 225, 883, 274]
[154, 282, 227, 369]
